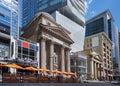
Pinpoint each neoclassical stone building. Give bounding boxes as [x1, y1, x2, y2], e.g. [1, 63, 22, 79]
[84, 50, 102, 80]
[22, 12, 74, 72]
[84, 32, 113, 80]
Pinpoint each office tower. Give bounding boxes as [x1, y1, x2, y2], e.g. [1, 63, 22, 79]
[0, 0, 39, 73]
[86, 10, 120, 76]
[0, 0, 18, 58]
[22, 0, 85, 51]
[86, 10, 113, 40]
[22, 0, 36, 28]
[0, 0, 19, 38]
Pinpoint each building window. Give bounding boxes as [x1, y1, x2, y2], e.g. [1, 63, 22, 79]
[71, 59, 74, 65]
[86, 17, 104, 36]
[103, 43, 106, 47]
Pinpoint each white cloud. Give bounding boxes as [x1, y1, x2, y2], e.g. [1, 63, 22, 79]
[84, 0, 93, 13]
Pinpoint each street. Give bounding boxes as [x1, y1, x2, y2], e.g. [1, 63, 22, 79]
[0, 82, 119, 86]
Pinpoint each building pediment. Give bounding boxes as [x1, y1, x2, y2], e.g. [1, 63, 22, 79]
[91, 52, 102, 62]
[40, 24, 74, 44]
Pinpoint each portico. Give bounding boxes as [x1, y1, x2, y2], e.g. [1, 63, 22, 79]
[85, 50, 102, 80]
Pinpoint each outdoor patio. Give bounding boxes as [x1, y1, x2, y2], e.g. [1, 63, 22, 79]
[0, 63, 80, 83]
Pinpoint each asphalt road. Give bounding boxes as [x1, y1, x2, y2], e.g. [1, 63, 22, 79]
[0, 83, 119, 86]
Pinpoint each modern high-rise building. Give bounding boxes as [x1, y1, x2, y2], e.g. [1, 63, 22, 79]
[22, 0, 36, 28]
[0, 0, 19, 38]
[86, 10, 113, 40]
[119, 32, 120, 74]
[0, 0, 39, 74]
[111, 25, 120, 76]
[0, 0, 19, 59]
[85, 10, 120, 76]
[22, 0, 85, 52]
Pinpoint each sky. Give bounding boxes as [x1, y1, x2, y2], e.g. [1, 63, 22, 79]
[85, 0, 120, 30]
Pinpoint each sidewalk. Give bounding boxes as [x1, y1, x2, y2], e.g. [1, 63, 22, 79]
[87, 80, 106, 83]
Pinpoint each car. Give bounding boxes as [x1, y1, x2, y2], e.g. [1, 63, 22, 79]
[111, 80, 120, 85]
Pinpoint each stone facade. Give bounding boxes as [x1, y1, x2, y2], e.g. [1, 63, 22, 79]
[22, 12, 74, 72]
[84, 32, 113, 80]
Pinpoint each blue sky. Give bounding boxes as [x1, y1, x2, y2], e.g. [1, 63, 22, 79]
[85, 0, 120, 30]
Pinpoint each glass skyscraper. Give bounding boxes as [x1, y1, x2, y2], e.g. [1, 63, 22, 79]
[0, 0, 19, 38]
[0, 0, 18, 58]
[86, 10, 114, 41]
[22, 0, 36, 28]
[0, 0, 40, 74]
[22, 0, 85, 28]
[22, 0, 85, 52]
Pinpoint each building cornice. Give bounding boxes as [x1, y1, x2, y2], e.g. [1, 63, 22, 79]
[85, 32, 112, 44]
[86, 9, 114, 24]
[39, 24, 74, 44]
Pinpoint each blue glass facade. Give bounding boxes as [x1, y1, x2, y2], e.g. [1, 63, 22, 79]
[36, 0, 67, 13]
[22, 0, 36, 28]
[0, 0, 19, 38]
[22, 0, 67, 28]
[85, 11, 113, 41]
[86, 17, 104, 37]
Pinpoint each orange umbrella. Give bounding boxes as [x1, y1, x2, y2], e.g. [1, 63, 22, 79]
[39, 68, 50, 72]
[68, 72, 75, 75]
[5, 63, 23, 69]
[52, 69, 62, 74]
[24, 66, 38, 71]
[62, 71, 69, 75]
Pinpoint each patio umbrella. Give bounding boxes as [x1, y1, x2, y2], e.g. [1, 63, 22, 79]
[52, 69, 62, 74]
[23, 66, 38, 71]
[5, 63, 23, 70]
[68, 72, 75, 75]
[62, 71, 69, 75]
[39, 68, 50, 72]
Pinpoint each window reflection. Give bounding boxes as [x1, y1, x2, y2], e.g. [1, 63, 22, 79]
[0, 42, 9, 58]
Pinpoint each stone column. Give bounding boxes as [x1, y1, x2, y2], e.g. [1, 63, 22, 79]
[41, 38, 46, 68]
[50, 41, 54, 70]
[66, 49, 70, 72]
[94, 62, 96, 79]
[96, 63, 98, 79]
[91, 59, 94, 80]
[99, 64, 102, 80]
[61, 47, 65, 72]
